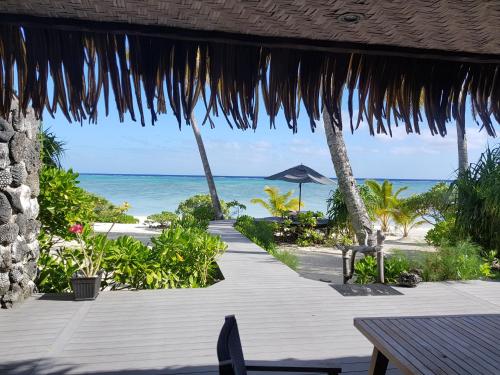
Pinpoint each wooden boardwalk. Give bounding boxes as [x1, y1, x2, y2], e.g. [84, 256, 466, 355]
[1, 221, 500, 374]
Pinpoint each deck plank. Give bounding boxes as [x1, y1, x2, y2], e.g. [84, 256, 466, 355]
[1, 221, 499, 374]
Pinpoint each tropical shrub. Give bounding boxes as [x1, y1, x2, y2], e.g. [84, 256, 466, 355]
[84, 192, 138, 224]
[353, 256, 377, 284]
[454, 145, 500, 256]
[365, 180, 407, 232]
[421, 241, 484, 281]
[176, 194, 229, 221]
[425, 218, 457, 246]
[295, 211, 325, 246]
[250, 186, 300, 216]
[393, 202, 426, 238]
[145, 211, 178, 228]
[38, 167, 94, 249]
[327, 185, 376, 243]
[234, 215, 299, 270]
[226, 200, 247, 218]
[37, 249, 80, 293]
[38, 222, 227, 292]
[39, 125, 66, 169]
[354, 252, 412, 284]
[403, 182, 455, 224]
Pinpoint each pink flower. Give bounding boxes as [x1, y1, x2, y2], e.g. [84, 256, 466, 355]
[69, 224, 84, 234]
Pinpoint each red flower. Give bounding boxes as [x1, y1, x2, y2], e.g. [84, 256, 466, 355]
[69, 224, 84, 234]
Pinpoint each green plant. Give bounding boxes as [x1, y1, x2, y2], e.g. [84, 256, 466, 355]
[354, 256, 377, 284]
[176, 194, 229, 221]
[39, 124, 66, 169]
[425, 218, 457, 246]
[384, 252, 411, 283]
[145, 211, 178, 228]
[84, 192, 138, 223]
[403, 182, 455, 224]
[151, 225, 227, 287]
[68, 224, 111, 277]
[454, 145, 500, 256]
[294, 211, 325, 246]
[37, 249, 80, 293]
[250, 186, 301, 216]
[421, 241, 484, 281]
[226, 200, 247, 218]
[365, 180, 407, 232]
[393, 203, 426, 237]
[234, 216, 277, 252]
[234, 216, 299, 270]
[327, 185, 376, 243]
[38, 167, 95, 250]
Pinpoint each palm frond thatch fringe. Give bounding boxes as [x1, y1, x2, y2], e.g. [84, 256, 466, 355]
[0, 25, 498, 136]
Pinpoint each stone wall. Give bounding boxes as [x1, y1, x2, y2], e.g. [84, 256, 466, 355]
[0, 100, 41, 308]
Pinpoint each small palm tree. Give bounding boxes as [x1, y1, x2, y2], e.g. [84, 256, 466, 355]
[365, 180, 407, 232]
[251, 186, 301, 216]
[393, 204, 426, 237]
[39, 124, 66, 168]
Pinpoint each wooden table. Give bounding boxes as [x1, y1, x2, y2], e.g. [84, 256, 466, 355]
[354, 314, 500, 375]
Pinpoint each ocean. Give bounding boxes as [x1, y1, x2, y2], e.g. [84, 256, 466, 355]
[78, 174, 446, 218]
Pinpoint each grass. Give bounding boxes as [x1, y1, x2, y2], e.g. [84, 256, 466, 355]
[234, 216, 299, 270]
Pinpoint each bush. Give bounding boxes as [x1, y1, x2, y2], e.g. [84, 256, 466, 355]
[176, 194, 229, 221]
[234, 215, 299, 270]
[353, 256, 377, 284]
[39, 167, 94, 248]
[421, 241, 484, 281]
[38, 221, 227, 292]
[384, 252, 412, 283]
[145, 211, 178, 228]
[454, 145, 500, 256]
[425, 219, 456, 246]
[403, 182, 455, 224]
[327, 185, 376, 243]
[84, 192, 138, 224]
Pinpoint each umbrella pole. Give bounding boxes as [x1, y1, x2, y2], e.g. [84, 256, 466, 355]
[298, 183, 302, 213]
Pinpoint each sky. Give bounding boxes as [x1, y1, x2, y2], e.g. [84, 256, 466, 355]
[47, 89, 499, 180]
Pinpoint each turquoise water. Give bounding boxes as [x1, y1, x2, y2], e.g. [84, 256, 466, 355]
[78, 174, 446, 218]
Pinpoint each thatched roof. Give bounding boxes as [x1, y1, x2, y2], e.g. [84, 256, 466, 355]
[0, 1, 499, 136]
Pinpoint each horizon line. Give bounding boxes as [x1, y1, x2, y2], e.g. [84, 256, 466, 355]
[78, 172, 452, 182]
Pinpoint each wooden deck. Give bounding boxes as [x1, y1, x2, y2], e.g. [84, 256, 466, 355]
[1, 221, 500, 375]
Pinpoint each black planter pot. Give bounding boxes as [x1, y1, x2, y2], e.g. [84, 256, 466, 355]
[71, 275, 101, 300]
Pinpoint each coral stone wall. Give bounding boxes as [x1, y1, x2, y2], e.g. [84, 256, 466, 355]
[0, 100, 41, 308]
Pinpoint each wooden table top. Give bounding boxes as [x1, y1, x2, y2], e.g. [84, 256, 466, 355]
[354, 314, 500, 375]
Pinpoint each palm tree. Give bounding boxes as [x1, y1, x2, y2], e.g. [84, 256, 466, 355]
[323, 109, 375, 245]
[190, 114, 224, 220]
[251, 186, 301, 216]
[393, 204, 426, 237]
[39, 124, 66, 168]
[456, 123, 468, 173]
[365, 180, 407, 233]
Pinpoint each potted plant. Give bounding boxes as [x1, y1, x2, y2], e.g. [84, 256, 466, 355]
[69, 224, 106, 300]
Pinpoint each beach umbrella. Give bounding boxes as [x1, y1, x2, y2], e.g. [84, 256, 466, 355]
[265, 164, 334, 212]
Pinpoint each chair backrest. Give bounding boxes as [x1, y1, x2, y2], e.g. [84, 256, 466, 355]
[217, 315, 247, 375]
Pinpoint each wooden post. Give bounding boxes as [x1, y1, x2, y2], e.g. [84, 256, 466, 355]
[376, 230, 385, 284]
[342, 248, 350, 284]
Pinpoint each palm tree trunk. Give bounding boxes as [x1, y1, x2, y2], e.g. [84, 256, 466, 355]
[323, 109, 375, 246]
[190, 114, 224, 220]
[456, 122, 468, 173]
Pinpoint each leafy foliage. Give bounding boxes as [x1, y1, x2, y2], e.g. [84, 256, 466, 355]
[403, 182, 455, 224]
[38, 167, 94, 248]
[326, 185, 376, 243]
[38, 221, 227, 292]
[393, 202, 426, 238]
[365, 180, 407, 232]
[145, 211, 179, 228]
[250, 186, 301, 216]
[425, 218, 457, 246]
[234, 215, 299, 270]
[353, 256, 377, 284]
[354, 253, 412, 284]
[176, 194, 229, 221]
[421, 241, 485, 281]
[39, 125, 66, 169]
[84, 192, 138, 223]
[454, 145, 500, 256]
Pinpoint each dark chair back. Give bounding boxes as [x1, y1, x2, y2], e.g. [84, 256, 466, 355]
[217, 315, 247, 375]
